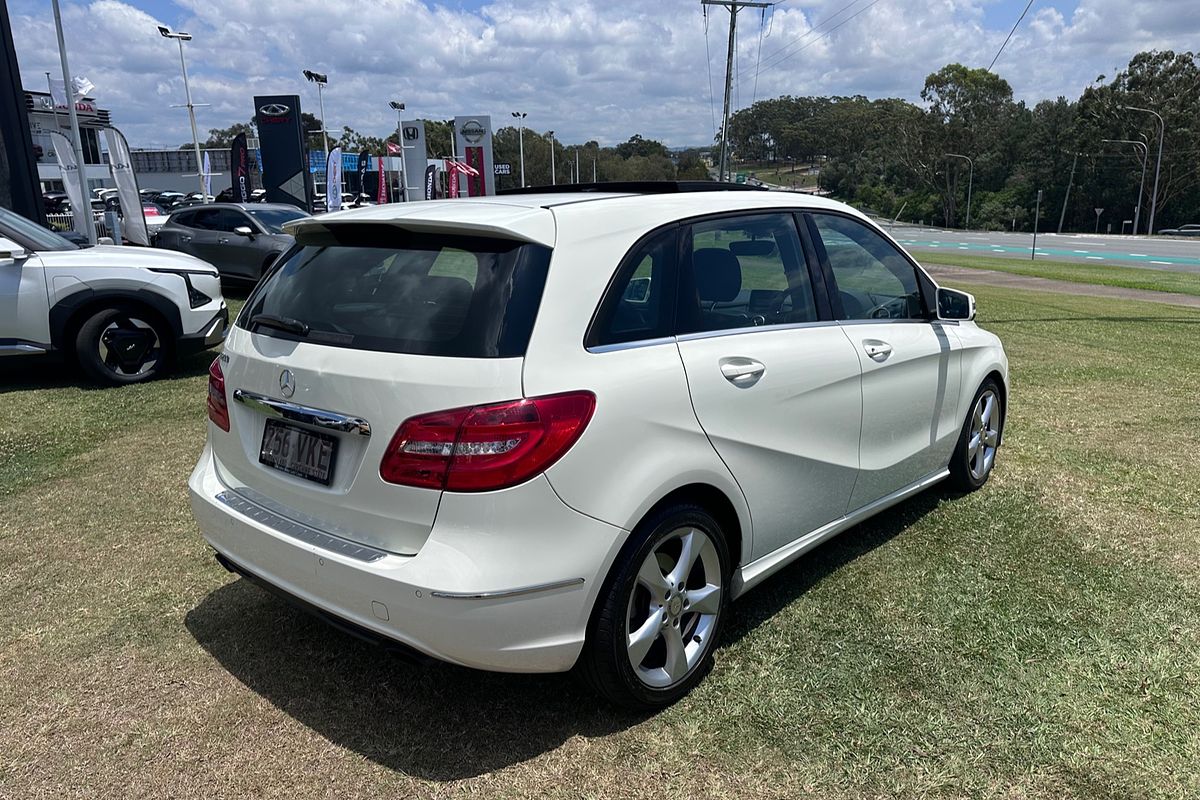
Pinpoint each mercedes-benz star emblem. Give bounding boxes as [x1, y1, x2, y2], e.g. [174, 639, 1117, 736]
[279, 369, 295, 398]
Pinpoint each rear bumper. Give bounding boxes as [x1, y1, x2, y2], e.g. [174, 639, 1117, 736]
[188, 444, 628, 673]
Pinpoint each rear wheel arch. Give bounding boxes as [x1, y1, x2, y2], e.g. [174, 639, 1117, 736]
[642, 484, 745, 572]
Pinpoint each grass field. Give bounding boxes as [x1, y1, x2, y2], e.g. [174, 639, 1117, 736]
[916, 251, 1200, 298]
[2, 286, 1199, 798]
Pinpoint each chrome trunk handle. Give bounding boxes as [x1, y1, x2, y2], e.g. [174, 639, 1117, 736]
[232, 389, 372, 436]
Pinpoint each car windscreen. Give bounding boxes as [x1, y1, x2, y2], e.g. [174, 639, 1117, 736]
[237, 224, 552, 357]
[0, 206, 76, 251]
[246, 207, 309, 234]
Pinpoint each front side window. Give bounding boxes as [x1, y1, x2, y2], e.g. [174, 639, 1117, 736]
[245, 207, 309, 234]
[811, 213, 927, 321]
[678, 213, 817, 334]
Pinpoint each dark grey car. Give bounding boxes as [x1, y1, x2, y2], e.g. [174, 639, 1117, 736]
[155, 203, 309, 282]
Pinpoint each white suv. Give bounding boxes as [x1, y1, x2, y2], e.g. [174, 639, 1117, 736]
[0, 206, 227, 383]
[188, 184, 1007, 708]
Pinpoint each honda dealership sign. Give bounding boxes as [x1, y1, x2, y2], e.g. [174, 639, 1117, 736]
[399, 120, 426, 202]
[453, 115, 495, 197]
[254, 95, 312, 210]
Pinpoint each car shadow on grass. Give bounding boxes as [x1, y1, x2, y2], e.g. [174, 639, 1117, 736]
[184, 487, 948, 780]
[185, 578, 648, 781]
[0, 348, 216, 392]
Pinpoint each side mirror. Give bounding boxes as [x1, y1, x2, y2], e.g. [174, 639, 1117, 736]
[0, 236, 27, 261]
[97, 236, 115, 245]
[937, 287, 975, 321]
[234, 226, 255, 238]
[623, 276, 651, 303]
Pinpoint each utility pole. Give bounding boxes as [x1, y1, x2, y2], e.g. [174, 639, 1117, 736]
[703, 0, 772, 183]
[511, 111, 527, 187]
[548, 130, 555, 185]
[1032, 189, 1042, 260]
[1056, 152, 1078, 235]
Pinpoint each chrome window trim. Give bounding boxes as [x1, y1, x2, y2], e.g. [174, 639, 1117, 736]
[232, 389, 372, 437]
[835, 318, 941, 327]
[586, 336, 677, 354]
[585, 320, 840, 352]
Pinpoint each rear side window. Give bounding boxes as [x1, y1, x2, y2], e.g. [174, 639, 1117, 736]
[588, 227, 678, 347]
[238, 224, 551, 357]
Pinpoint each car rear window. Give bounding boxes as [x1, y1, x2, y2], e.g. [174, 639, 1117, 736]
[236, 223, 551, 357]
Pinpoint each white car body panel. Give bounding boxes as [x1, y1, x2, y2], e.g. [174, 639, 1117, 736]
[189, 189, 1010, 674]
[0, 252, 52, 348]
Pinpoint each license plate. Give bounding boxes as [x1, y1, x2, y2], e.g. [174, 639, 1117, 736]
[259, 419, 337, 485]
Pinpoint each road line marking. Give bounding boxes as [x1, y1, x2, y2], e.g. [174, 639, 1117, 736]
[1086, 256, 1103, 260]
[1130, 253, 1147, 257]
[1151, 261, 1170, 265]
[1074, 250, 1087, 253]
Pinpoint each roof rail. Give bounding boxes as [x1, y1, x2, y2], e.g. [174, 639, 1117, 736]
[496, 181, 769, 196]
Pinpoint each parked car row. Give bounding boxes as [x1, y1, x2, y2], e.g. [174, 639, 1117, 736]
[0, 204, 227, 384]
[154, 203, 309, 283]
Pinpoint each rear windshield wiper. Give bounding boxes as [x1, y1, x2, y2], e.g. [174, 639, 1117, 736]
[248, 313, 310, 336]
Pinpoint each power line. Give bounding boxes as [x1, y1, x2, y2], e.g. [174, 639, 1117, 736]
[750, 6, 768, 106]
[988, 0, 1035, 72]
[755, 0, 884, 76]
[753, 0, 866, 74]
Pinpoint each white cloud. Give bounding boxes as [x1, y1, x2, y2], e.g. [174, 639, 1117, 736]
[11, 0, 1200, 149]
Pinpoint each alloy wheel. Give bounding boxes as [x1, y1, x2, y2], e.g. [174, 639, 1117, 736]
[98, 316, 162, 377]
[625, 527, 723, 688]
[967, 389, 1000, 481]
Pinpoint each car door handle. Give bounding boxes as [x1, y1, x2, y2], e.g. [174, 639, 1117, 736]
[218, 237, 229, 244]
[863, 339, 893, 361]
[180, 235, 191, 242]
[719, 357, 766, 386]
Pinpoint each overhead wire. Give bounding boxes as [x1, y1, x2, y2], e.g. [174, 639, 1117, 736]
[988, 0, 1036, 72]
[755, 0, 884, 75]
[704, 6, 718, 140]
[752, 0, 866, 75]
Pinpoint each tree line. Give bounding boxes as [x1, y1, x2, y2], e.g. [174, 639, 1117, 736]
[727, 50, 1199, 232]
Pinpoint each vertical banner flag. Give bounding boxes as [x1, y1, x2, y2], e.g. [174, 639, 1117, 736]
[230, 132, 250, 202]
[202, 151, 212, 200]
[49, 130, 91, 238]
[377, 154, 387, 204]
[453, 116, 495, 196]
[358, 149, 370, 202]
[102, 126, 148, 245]
[424, 164, 437, 200]
[326, 147, 342, 211]
[400, 120, 427, 203]
[253, 94, 312, 210]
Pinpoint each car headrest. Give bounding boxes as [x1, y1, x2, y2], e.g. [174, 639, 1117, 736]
[729, 239, 775, 257]
[693, 248, 742, 302]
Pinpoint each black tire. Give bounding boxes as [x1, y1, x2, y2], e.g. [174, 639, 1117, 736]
[576, 503, 731, 710]
[948, 378, 1004, 492]
[74, 305, 171, 385]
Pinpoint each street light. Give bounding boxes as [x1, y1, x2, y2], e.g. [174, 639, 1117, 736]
[1122, 105, 1164, 235]
[547, 130, 555, 186]
[511, 111, 526, 187]
[158, 24, 206, 199]
[945, 153, 974, 230]
[1101, 138, 1149, 235]
[303, 69, 330, 160]
[389, 101, 407, 202]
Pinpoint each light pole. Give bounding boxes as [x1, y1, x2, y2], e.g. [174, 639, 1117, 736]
[389, 100, 407, 202]
[1101, 138, 1148, 235]
[52, 0, 94, 243]
[157, 25, 206, 200]
[945, 153, 974, 229]
[303, 69, 330, 161]
[547, 130, 555, 185]
[1123, 106, 1164, 235]
[511, 111, 526, 187]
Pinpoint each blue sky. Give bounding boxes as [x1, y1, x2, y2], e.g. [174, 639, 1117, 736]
[11, 0, 1194, 149]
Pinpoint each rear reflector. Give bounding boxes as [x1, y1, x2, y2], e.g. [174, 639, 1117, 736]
[207, 357, 230, 431]
[380, 391, 596, 492]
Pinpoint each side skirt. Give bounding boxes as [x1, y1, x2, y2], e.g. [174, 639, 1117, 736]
[731, 468, 949, 598]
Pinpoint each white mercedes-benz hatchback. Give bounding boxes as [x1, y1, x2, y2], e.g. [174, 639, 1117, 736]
[189, 183, 1007, 708]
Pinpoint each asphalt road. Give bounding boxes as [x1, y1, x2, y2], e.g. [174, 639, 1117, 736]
[887, 226, 1200, 272]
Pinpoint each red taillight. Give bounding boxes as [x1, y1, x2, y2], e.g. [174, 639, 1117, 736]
[380, 391, 596, 492]
[207, 358, 230, 432]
